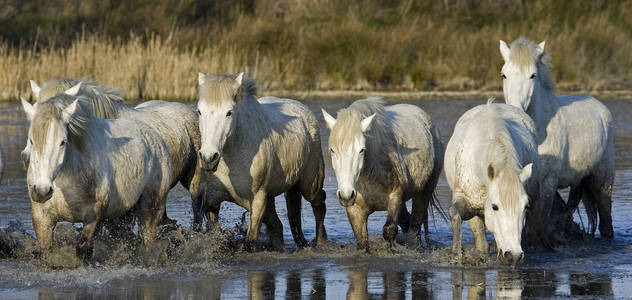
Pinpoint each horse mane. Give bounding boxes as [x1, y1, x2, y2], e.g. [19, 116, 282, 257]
[39, 77, 126, 119]
[199, 74, 257, 106]
[509, 37, 555, 92]
[32, 96, 94, 155]
[330, 97, 405, 182]
[484, 101, 525, 211]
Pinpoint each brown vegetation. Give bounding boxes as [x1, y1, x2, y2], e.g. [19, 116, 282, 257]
[1, 0, 631, 101]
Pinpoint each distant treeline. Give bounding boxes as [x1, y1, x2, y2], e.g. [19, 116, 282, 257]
[0, 0, 631, 100]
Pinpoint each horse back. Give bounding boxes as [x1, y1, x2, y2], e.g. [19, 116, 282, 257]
[98, 118, 172, 217]
[256, 96, 321, 194]
[550, 94, 613, 184]
[133, 101, 200, 186]
[385, 104, 437, 191]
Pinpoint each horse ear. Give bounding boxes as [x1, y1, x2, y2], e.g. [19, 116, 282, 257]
[21, 97, 35, 121]
[64, 82, 81, 96]
[519, 163, 533, 183]
[198, 72, 206, 86]
[499, 40, 510, 61]
[30, 80, 41, 100]
[487, 164, 495, 180]
[361, 113, 376, 132]
[62, 100, 79, 124]
[235, 72, 244, 85]
[536, 41, 546, 56]
[321, 109, 336, 129]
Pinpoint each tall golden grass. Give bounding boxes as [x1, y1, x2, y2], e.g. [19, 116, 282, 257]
[1, 0, 631, 101]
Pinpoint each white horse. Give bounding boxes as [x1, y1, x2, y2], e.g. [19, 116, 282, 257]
[20, 92, 172, 261]
[499, 37, 614, 238]
[322, 97, 443, 250]
[445, 99, 538, 265]
[196, 72, 327, 250]
[27, 78, 205, 228]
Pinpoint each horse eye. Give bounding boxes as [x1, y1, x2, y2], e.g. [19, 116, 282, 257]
[60, 140, 66, 147]
[359, 148, 365, 154]
[196, 109, 201, 115]
[530, 74, 536, 79]
[492, 204, 499, 211]
[226, 110, 233, 117]
[501, 74, 507, 79]
[29, 138, 33, 145]
[330, 148, 335, 154]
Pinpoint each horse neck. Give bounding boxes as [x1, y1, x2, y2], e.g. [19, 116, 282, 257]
[225, 96, 270, 152]
[527, 79, 558, 132]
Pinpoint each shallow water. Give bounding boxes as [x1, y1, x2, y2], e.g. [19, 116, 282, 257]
[1, 98, 632, 299]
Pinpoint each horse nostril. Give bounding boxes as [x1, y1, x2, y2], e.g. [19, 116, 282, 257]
[211, 152, 219, 161]
[504, 251, 513, 262]
[46, 187, 53, 195]
[519, 252, 524, 262]
[337, 190, 342, 199]
[350, 190, 356, 199]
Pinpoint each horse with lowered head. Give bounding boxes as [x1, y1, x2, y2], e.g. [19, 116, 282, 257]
[21, 93, 172, 261]
[196, 72, 327, 250]
[322, 97, 443, 251]
[499, 37, 614, 239]
[445, 99, 539, 266]
[27, 78, 206, 229]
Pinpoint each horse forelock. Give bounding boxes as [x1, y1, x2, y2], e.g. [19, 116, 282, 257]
[330, 98, 405, 181]
[31, 99, 93, 154]
[509, 37, 554, 91]
[39, 77, 125, 119]
[199, 74, 257, 107]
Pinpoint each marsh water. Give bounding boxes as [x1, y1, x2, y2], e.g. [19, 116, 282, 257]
[1, 98, 632, 299]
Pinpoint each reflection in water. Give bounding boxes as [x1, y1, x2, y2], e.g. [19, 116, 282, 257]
[249, 271, 276, 300]
[451, 269, 486, 299]
[497, 270, 522, 299]
[520, 269, 556, 298]
[570, 272, 613, 297]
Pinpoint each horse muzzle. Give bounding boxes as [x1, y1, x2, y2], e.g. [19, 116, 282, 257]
[199, 151, 221, 172]
[498, 250, 524, 266]
[30, 184, 53, 203]
[337, 189, 357, 207]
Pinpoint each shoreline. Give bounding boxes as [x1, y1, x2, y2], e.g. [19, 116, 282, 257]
[3, 89, 632, 103]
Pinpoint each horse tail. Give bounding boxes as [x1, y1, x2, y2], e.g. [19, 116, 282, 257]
[429, 191, 448, 222]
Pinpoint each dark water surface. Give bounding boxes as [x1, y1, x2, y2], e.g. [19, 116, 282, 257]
[1, 98, 632, 299]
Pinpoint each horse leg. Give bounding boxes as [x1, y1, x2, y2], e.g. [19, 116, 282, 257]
[411, 193, 431, 248]
[305, 188, 328, 246]
[285, 185, 308, 248]
[138, 190, 167, 264]
[469, 216, 488, 253]
[76, 201, 106, 261]
[383, 189, 404, 249]
[299, 178, 328, 246]
[586, 171, 614, 240]
[245, 192, 268, 252]
[449, 204, 463, 262]
[185, 164, 205, 232]
[397, 201, 411, 234]
[346, 204, 369, 252]
[32, 206, 55, 255]
[263, 197, 284, 251]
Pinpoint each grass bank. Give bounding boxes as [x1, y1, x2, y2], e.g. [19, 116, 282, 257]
[1, 0, 631, 101]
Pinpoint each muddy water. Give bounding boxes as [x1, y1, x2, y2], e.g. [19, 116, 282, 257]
[1, 98, 632, 299]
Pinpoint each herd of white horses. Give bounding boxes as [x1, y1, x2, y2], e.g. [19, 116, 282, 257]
[0, 37, 614, 266]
